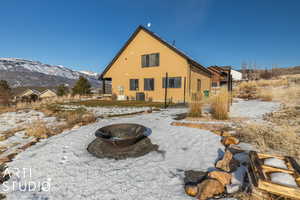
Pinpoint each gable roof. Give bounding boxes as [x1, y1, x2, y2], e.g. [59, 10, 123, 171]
[208, 66, 228, 77]
[39, 89, 57, 96]
[99, 25, 211, 79]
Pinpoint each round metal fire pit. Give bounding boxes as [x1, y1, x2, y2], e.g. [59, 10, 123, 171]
[87, 123, 159, 159]
[95, 123, 147, 147]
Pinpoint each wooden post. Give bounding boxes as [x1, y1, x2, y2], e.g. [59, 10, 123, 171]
[102, 79, 105, 94]
[183, 77, 186, 104]
[164, 72, 168, 109]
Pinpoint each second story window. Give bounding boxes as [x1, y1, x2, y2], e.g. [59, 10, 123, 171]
[129, 79, 139, 90]
[162, 77, 182, 88]
[141, 53, 159, 67]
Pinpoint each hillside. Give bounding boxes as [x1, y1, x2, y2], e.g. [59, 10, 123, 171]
[0, 58, 101, 88]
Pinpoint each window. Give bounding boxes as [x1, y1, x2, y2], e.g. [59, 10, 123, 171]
[162, 77, 181, 88]
[212, 82, 218, 87]
[141, 53, 159, 67]
[197, 79, 201, 91]
[144, 78, 154, 91]
[129, 79, 139, 91]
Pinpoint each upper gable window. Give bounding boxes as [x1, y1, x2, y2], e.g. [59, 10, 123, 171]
[141, 53, 159, 67]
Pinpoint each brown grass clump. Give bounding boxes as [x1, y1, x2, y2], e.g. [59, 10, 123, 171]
[58, 110, 96, 127]
[188, 94, 203, 117]
[211, 89, 229, 120]
[236, 123, 300, 160]
[272, 85, 300, 106]
[25, 120, 50, 139]
[256, 79, 289, 87]
[258, 89, 273, 101]
[235, 81, 258, 100]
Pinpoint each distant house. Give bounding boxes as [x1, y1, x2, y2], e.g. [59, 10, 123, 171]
[18, 88, 41, 102]
[99, 25, 212, 102]
[13, 87, 57, 102]
[230, 69, 242, 81]
[208, 66, 229, 88]
[39, 89, 57, 99]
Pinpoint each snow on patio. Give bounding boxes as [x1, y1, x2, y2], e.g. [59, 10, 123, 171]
[1, 108, 224, 200]
[0, 99, 281, 199]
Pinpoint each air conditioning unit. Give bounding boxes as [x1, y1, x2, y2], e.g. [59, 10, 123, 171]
[117, 95, 127, 101]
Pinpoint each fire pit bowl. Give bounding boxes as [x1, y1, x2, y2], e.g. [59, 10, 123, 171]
[87, 123, 159, 159]
[95, 123, 147, 147]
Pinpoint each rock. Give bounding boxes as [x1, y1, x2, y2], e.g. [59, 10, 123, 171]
[226, 165, 247, 194]
[184, 170, 207, 185]
[220, 131, 232, 137]
[208, 171, 232, 186]
[197, 179, 225, 200]
[226, 183, 240, 194]
[216, 150, 240, 172]
[185, 184, 198, 197]
[221, 136, 240, 146]
[227, 144, 244, 154]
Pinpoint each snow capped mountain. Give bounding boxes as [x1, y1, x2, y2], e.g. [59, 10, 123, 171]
[79, 70, 99, 77]
[0, 58, 101, 88]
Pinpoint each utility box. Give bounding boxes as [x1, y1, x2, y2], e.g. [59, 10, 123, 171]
[136, 92, 145, 101]
[203, 90, 210, 97]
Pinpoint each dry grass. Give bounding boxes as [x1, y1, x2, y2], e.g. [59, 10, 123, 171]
[236, 123, 300, 160]
[25, 120, 50, 139]
[187, 94, 203, 117]
[235, 81, 258, 100]
[256, 79, 289, 87]
[271, 85, 300, 106]
[258, 89, 273, 101]
[211, 89, 229, 120]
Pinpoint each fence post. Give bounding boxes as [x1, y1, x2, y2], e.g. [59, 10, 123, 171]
[164, 72, 168, 109]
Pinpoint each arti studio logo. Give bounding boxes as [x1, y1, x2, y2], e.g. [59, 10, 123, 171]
[1, 167, 51, 192]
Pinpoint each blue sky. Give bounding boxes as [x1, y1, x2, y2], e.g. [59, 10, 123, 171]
[1, 0, 299, 72]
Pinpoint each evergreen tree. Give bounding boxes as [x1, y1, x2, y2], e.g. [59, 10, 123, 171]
[0, 80, 11, 105]
[72, 76, 91, 95]
[0, 80, 11, 92]
[57, 84, 69, 96]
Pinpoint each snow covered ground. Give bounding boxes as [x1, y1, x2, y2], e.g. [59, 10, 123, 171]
[59, 105, 150, 117]
[0, 110, 57, 155]
[1, 108, 225, 200]
[230, 99, 280, 122]
[0, 110, 56, 134]
[0, 100, 281, 199]
[86, 106, 150, 117]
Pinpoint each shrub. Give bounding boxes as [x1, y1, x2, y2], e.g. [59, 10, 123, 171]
[26, 120, 50, 139]
[258, 89, 273, 101]
[236, 81, 258, 100]
[211, 89, 229, 120]
[188, 93, 203, 117]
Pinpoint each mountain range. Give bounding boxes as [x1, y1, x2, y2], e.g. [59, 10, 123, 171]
[0, 58, 101, 88]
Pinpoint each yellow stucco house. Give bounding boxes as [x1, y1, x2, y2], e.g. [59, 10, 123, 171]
[100, 26, 212, 103]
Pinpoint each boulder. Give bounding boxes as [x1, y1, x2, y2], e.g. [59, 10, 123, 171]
[227, 144, 244, 154]
[208, 171, 232, 186]
[216, 150, 240, 172]
[197, 179, 225, 200]
[184, 170, 207, 185]
[185, 184, 198, 197]
[221, 136, 240, 146]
